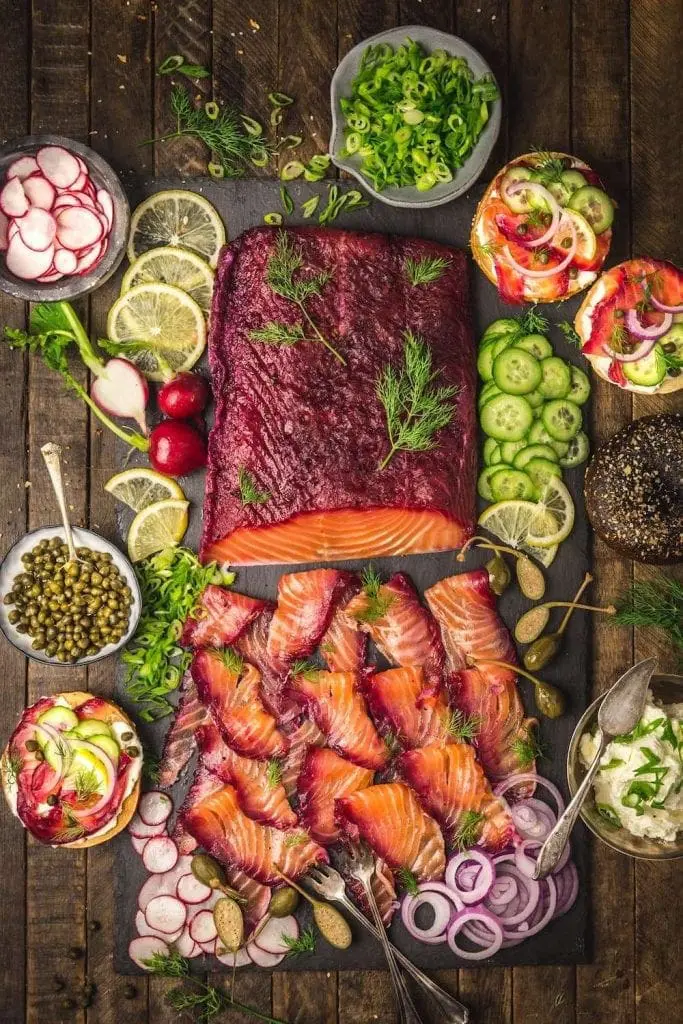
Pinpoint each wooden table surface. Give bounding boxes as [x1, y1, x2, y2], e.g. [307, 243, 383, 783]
[0, 1, 681, 1022]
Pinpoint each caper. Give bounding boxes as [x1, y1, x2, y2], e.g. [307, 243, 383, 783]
[486, 555, 511, 596]
[25, 740, 39, 752]
[524, 634, 560, 672]
[86, 646, 98, 656]
[268, 887, 300, 917]
[8, 610, 19, 625]
[191, 853, 227, 889]
[126, 746, 140, 758]
[46, 794, 58, 806]
[534, 680, 566, 719]
[3, 593, 14, 606]
[56, 650, 68, 663]
[15, 623, 27, 634]
[45, 644, 57, 658]
[120, 731, 134, 741]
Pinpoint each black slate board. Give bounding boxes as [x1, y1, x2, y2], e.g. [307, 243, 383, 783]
[114, 177, 592, 973]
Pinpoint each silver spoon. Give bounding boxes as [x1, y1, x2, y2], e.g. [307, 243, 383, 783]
[40, 442, 80, 564]
[534, 657, 657, 879]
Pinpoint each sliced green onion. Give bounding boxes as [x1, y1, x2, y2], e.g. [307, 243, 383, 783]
[208, 162, 225, 179]
[204, 101, 220, 121]
[157, 54, 185, 75]
[278, 134, 303, 150]
[250, 149, 269, 168]
[301, 195, 320, 218]
[303, 168, 324, 182]
[270, 108, 283, 128]
[268, 91, 294, 107]
[264, 212, 283, 225]
[281, 160, 305, 180]
[309, 154, 331, 170]
[241, 115, 263, 138]
[280, 185, 294, 215]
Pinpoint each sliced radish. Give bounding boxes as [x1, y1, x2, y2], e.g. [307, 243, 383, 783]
[138, 859, 192, 912]
[143, 836, 179, 874]
[36, 145, 80, 189]
[247, 943, 285, 968]
[177, 873, 212, 905]
[135, 909, 182, 943]
[91, 357, 149, 433]
[22, 174, 56, 211]
[7, 221, 18, 241]
[54, 248, 78, 274]
[0, 211, 8, 250]
[216, 945, 252, 968]
[97, 189, 114, 228]
[5, 235, 54, 279]
[16, 208, 56, 251]
[76, 156, 88, 174]
[198, 938, 218, 955]
[129, 935, 169, 969]
[36, 269, 64, 283]
[131, 834, 150, 856]
[139, 791, 173, 826]
[254, 915, 298, 956]
[53, 194, 83, 211]
[129, 813, 167, 839]
[0, 177, 29, 217]
[70, 170, 88, 192]
[189, 909, 218, 944]
[173, 928, 199, 958]
[7, 155, 40, 181]
[145, 894, 187, 935]
[56, 206, 104, 250]
[76, 239, 105, 274]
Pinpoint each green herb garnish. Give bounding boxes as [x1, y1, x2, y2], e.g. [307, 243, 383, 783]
[283, 926, 315, 957]
[376, 329, 458, 470]
[396, 867, 420, 895]
[352, 566, 395, 625]
[3, 750, 23, 787]
[612, 575, 683, 655]
[283, 831, 309, 848]
[453, 810, 484, 850]
[290, 659, 320, 681]
[157, 54, 210, 80]
[142, 751, 161, 785]
[558, 320, 582, 346]
[280, 185, 294, 216]
[73, 768, 101, 803]
[404, 255, 451, 287]
[601, 757, 625, 771]
[248, 322, 308, 346]
[237, 467, 270, 506]
[443, 709, 481, 742]
[53, 808, 87, 845]
[529, 150, 567, 185]
[471, 238, 501, 261]
[266, 759, 283, 788]
[219, 647, 245, 675]
[596, 803, 621, 829]
[511, 732, 543, 767]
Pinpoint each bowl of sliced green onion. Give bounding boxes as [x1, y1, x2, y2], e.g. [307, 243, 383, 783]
[330, 27, 501, 208]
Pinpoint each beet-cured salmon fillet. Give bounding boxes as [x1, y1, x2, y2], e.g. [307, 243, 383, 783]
[280, 719, 325, 798]
[201, 226, 476, 565]
[197, 722, 297, 829]
[425, 569, 517, 669]
[320, 577, 367, 672]
[266, 569, 354, 667]
[398, 743, 515, 851]
[158, 671, 209, 788]
[232, 603, 291, 719]
[182, 783, 328, 885]
[336, 782, 445, 881]
[181, 585, 267, 648]
[192, 650, 289, 759]
[362, 666, 455, 750]
[297, 747, 374, 845]
[288, 669, 388, 770]
[171, 765, 223, 855]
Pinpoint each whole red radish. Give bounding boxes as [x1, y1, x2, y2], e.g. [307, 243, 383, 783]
[158, 373, 210, 419]
[149, 420, 207, 477]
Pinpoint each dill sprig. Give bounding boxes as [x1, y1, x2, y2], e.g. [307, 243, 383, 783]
[383, 731, 402, 757]
[2, 750, 23, 787]
[396, 867, 419, 895]
[512, 732, 544, 768]
[558, 320, 581, 347]
[53, 808, 87, 845]
[352, 566, 395, 625]
[283, 926, 316, 957]
[237, 467, 270, 506]
[249, 322, 308, 346]
[290, 659, 321, 681]
[376, 330, 459, 471]
[404, 255, 451, 287]
[471, 238, 501, 261]
[612, 576, 683, 654]
[443, 709, 481, 742]
[260, 232, 344, 364]
[453, 810, 484, 851]
[144, 951, 189, 977]
[219, 647, 245, 674]
[530, 150, 567, 184]
[518, 307, 549, 337]
[283, 831, 309, 848]
[142, 751, 161, 785]
[266, 759, 283, 788]
[73, 768, 101, 803]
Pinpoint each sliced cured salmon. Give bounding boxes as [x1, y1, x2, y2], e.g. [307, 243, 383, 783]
[158, 671, 208, 788]
[197, 722, 297, 830]
[345, 858, 398, 927]
[171, 765, 223, 855]
[287, 670, 388, 771]
[280, 719, 325, 799]
[425, 569, 517, 669]
[232, 603, 291, 720]
[192, 650, 289, 760]
[297, 747, 374, 846]
[344, 573, 446, 700]
[336, 782, 445, 882]
[182, 782, 328, 885]
[201, 227, 476, 567]
[266, 569, 355, 668]
[320, 577, 367, 672]
[398, 742, 515, 851]
[362, 666, 455, 750]
[181, 585, 267, 649]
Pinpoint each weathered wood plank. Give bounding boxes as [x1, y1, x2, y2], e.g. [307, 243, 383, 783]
[456, 1, 509, 172]
[399, 0, 454, 31]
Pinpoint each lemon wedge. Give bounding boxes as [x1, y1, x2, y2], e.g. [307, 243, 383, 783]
[478, 500, 559, 567]
[526, 477, 575, 547]
[127, 190, 225, 268]
[127, 498, 189, 562]
[105, 468, 185, 513]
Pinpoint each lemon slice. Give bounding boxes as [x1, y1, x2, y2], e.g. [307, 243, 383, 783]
[557, 209, 597, 264]
[478, 500, 559, 567]
[122, 246, 215, 316]
[526, 477, 575, 547]
[106, 283, 206, 381]
[105, 468, 185, 513]
[127, 499, 189, 562]
[127, 190, 226, 268]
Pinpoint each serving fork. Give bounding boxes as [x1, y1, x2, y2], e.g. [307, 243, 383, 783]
[307, 858, 469, 1024]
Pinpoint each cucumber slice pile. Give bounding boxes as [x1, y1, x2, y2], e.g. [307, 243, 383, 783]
[477, 314, 591, 506]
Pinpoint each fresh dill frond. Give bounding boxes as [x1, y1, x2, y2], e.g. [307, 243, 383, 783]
[290, 659, 320, 681]
[73, 768, 101, 803]
[612, 576, 683, 653]
[167, 986, 223, 1021]
[3, 750, 23, 787]
[283, 831, 309, 848]
[558, 320, 581, 346]
[376, 330, 459, 471]
[518, 306, 549, 336]
[530, 149, 566, 184]
[404, 255, 451, 287]
[471, 238, 501, 261]
[53, 809, 87, 845]
[608, 323, 630, 351]
[237, 467, 270, 506]
[512, 732, 544, 768]
[219, 647, 245, 674]
[142, 752, 161, 785]
[453, 810, 484, 851]
[352, 565, 395, 624]
[248, 322, 307, 346]
[396, 866, 419, 895]
[283, 926, 316, 957]
[443, 709, 481, 742]
[144, 951, 190, 977]
[266, 759, 283, 788]
[383, 731, 402, 757]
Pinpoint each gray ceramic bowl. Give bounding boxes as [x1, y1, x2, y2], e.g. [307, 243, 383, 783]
[0, 526, 141, 666]
[0, 134, 130, 301]
[329, 26, 501, 209]
[567, 674, 683, 861]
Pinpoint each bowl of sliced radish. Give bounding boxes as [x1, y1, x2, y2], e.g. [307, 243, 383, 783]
[0, 135, 129, 300]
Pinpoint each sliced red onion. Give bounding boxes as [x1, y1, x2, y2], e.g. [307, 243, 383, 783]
[445, 850, 495, 905]
[510, 799, 555, 841]
[447, 908, 503, 961]
[552, 861, 579, 919]
[651, 294, 683, 314]
[514, 839, 570, 879]
[601, 336, 657, 362]
[502, 876, 557, 940]
[416, 880, 464, 911]
[487, 875, 518, 907]
[495, 774, 565, 817]
[401, 891, 452, 944]
[624, 307, 672, 340]
[503, 215, 577, 279]
[502, 181, 561, 248]
[486, 857, 540, 925]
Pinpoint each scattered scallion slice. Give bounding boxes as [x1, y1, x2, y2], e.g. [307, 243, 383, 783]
[204, 101, 219, 121]
[241, 115, 263, 138]
[251, 148, 269, 168]
[269, 91, 294, 107]
[270, 108, 283, 128]
[264, 212, 283, 225]
[281, 160, 305, 180]
[278, 134, 303, 150]
[301, 195, 320, 218]
[280, 185, 294, 215]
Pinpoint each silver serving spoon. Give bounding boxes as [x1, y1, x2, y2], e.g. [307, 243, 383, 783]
[41, 442, 80, 564]
[534, 657, 657, 879]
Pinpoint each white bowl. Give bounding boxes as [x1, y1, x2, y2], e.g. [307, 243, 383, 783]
[329, 26, 502, 209]
[0, 526, 141, 665]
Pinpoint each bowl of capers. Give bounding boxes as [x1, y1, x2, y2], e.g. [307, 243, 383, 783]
[0, 526, 141, 665]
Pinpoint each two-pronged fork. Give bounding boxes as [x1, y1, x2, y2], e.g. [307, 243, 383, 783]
[307, 860, 469, 1024]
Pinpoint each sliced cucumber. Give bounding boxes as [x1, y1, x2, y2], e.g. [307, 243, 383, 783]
[74, 718, 113, 739]
[489, 443, 504, 466]
[500, 166, 534, 213]
[539, 356, 572, 399]
[559, 430, 590, 467]
[567, 365, 591, 405]
[528, 419, 570, 457]
[541, 399, 583, 442]
[477, 344, 497, 381]
[491, 335, 517, 359]
[89, 734, 120, 762]
[490, 467, 536, 502]
[514, 334, 553, 360]
[492, 347, 542, 395]
[480, 394, 534, 441]
[525, 388, 544, 409]
[567, 185, 614, 234]
[547, 180, 573, 206]
[480, 318, 521, 346]
[513, 443, 559, 469]
[524, 456, 563, 492]
[478, 465, 505, 500]
[659, 323, 683, 360]
[478, 382, 502, 408]
[623, 347, 667, 386]
[501, 439, 529, 464]
[37, 706, 79, 731]
[560, 169, 587, 194]
[483, 437, 499, 466]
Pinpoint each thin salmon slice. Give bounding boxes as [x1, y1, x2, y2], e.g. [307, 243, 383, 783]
[266, 569, 355, 668]
[233, 603, 292, 720]
[171, 765, 223, 855]
[345, 573, 446, 701]
[203, 508, 468, 565]
[287, 670, 388, 770]
[336, 782, 445, 881]
[398, 742, 516, 851]
[192, 649, 289, 759]
[158, 671, 209, 788]
[181, 585, 267, 648]
[298, 747, 374, 845]
[345, 858, 398, 927]
[182, 782, 328, 885]
[280, 719, 325, 799]
[197, 721, 298, 829]
[425, 569, 517, 669]
[362, 666, 454, 750]
[320, 577, 367, 672]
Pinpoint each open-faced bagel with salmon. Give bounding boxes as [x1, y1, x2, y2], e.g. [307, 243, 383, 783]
[574, 258, 683, 394]
[1, 691, 141, 847]
[470, 151, 615, 304]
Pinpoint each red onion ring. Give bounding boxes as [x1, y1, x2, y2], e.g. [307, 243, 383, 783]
[486, 857, 540, 925]
[487, 875, 518, 907]
[29, 723, 69, 786]
[448, 908, 504, 961]
[601, 336, 657, 362]
[495, 773, 565, 817]
[502, 876, 557, 940]
[502, 181, 561, 248]
[503, 214, 577, 278]
[510, 799, 555, 841]
[651, 294, 683, 314]
[401, 891, 452, 944]
[445, 850, 495, 905]
[624, 307, 672, 340]
[552, 861, 579, 919]
[514, 839, 570, 878]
